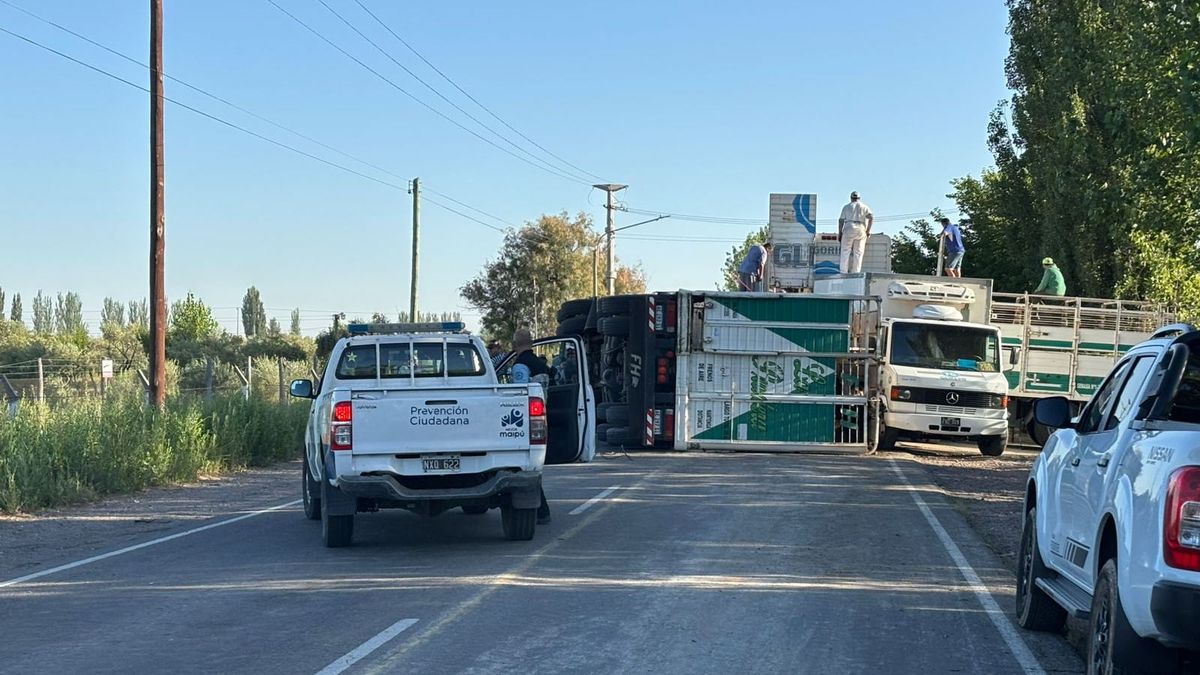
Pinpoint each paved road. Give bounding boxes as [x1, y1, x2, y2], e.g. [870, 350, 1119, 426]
[0, 454, 1082, 674]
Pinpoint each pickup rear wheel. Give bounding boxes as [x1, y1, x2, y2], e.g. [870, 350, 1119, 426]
[320, 481, 354, 548]
[501, 505, 536, 541]
[1089, 559, 1179, 674]
[978, 434, 1007, 457]
[302, 451, 321, 521]
[1015, 508, 1067, 632]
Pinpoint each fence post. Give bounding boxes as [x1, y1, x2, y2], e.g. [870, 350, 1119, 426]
[277, 356, 285, 404]
[36, 357, 44, 403]
[205, 358, 215, 401]
[137, 369, 151, 406]
[1, 375, 19, 419]
[246, 356, 252, 401]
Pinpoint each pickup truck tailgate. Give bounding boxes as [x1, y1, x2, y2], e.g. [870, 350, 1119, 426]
[349, 386, 531, 455]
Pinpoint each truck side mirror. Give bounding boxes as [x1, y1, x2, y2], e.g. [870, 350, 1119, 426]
[1033, 396, 1073, 429]
[289, 379, 314, 399]
[1009, 347, 1022, 366]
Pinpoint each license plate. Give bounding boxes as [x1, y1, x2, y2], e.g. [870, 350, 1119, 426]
[941, 417, 962, 428]
[421, 455, 461, 473]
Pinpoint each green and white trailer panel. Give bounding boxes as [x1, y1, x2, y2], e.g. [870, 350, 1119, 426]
[676, 292, 873, 452]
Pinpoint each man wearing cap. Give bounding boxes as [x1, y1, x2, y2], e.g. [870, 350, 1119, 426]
[1033, 257, 1066, 296]
[940, 217, 966, 278]
[838, 191, 874, 273]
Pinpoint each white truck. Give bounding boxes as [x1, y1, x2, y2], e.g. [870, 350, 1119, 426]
[814, 273, 1011, 455]
[1018, 324, 1200, 672]
[290, 323, 595, 547]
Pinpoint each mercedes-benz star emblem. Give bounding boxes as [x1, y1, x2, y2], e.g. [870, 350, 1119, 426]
[945, 392, 960, 405]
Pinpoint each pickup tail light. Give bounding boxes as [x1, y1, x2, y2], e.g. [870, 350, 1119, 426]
[529, 397, 547, 445]
[1164, 467, 1200, 571]
[331, 401, 353, 451]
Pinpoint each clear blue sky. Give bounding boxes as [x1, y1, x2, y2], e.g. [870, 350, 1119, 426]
[0, 0, 1011, 334]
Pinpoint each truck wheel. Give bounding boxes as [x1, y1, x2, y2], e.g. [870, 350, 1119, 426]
[598, 295, 634, 318]
[604, 404, 630, 426]
[556, 299, 593, 322]
[877, 424, 899, 451]
[1089, 559, 1179, 674]
[977, 435, 1007, 457]
[1015, 508, 1067, 632]
[302, 452, 321, 521]
[599, 316, 630, 336]
[461, 505, 489, 515]
[501, 505, 536, 541]
[556, 314, 587, 337]
[320, 481, 354, 548]
[595, 423, 611, 444]
[606, 425, 640, 447]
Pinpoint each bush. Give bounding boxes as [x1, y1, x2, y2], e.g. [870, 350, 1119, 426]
[0, 394, 307, 513]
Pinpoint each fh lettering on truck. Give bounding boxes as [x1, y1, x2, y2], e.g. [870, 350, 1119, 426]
[410, 405, 471, 426]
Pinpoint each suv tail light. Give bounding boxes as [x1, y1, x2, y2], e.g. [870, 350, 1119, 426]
[529, 397, 547, 445]
[331, 401, 353, 451]
[1165, 467, 1200, 571]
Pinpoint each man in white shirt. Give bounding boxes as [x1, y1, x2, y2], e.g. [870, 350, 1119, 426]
[838, 191, 874, 273]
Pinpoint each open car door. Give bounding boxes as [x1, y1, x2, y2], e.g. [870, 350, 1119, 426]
[498, 337, 595, 464]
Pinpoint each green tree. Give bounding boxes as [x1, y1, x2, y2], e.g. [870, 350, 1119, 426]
[31, 291, 53, 333]
[290, 308, 302, 336]
[461, 212, 646, 340]
[128, 299, 149, 329]
[54, 292, 85, 335]
[9, 293, 22, 324]
[101, 297, 126, 330]
[241, 286, 267, 337]
[267, 317, 281, 337]
[169, 292, 219, 343]
[0, 287, 5, 320]
[890, 217, 942, 276]
[718, 226, 769, 291]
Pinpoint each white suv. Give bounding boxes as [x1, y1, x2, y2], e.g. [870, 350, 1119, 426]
[1017, 324, 1200, 673]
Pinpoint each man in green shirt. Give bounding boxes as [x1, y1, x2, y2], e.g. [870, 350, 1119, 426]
[1033, 257, 1066, 296]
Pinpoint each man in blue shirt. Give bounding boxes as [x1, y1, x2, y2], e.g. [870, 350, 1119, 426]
[940, 218, 966, 278]
[738, 241, 773, 291]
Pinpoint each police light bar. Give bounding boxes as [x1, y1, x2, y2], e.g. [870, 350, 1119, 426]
[347, 322, 467, 335]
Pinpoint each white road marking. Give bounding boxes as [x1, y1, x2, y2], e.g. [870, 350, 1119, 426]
[569, 485, 621, 515]
[0, 499, 302, 589]
[315, 618, 419, 675]
[888, 459, 1045, 675]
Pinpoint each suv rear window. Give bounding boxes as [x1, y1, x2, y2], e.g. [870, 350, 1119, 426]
[335, 341, 486, 380]
[1170, 347, 1200, 424]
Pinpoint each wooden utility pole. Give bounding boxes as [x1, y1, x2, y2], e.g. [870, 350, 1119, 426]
[593, 183, 626, 295]
[410, 177, 420, 321]
[149, 0, 167, 406]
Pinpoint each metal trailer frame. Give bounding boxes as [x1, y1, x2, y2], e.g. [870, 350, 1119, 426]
[672, 291, 881, 454]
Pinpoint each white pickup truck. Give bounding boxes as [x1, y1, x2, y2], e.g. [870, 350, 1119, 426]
[290, 323, 595, 547]
[1017, 324, 1200, 673]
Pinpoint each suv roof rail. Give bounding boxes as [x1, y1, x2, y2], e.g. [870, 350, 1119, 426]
[346, 321, 468, 336]
[1150, 323, 1198, 340]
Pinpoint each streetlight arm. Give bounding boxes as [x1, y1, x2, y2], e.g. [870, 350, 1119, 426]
[613, 214, 670, 233]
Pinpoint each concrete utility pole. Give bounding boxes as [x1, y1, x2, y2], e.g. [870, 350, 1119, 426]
[149, 0, 167, 407]
[594, 183, 627, 295]
[410, 177, 420, 321]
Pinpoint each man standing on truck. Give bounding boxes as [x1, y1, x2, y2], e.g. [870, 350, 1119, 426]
[737, 241, 773, 291]
[838, 191, 874, 273]
[1033, 257, 1066, 296]
[940, 217, 966, 278]
[509, 328, 553, 524]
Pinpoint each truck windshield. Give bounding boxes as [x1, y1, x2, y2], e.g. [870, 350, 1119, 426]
[335, 342, 486, 380]
[890, 323, 999, 372]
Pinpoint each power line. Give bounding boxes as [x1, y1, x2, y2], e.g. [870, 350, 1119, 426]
[314, 0, 594, 184]
[351, 0, 608, 183]
[619, 206, 958, 227]
[263, 0, 591, 186]
[0, 23, 509, 237]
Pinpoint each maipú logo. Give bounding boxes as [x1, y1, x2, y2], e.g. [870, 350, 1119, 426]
[502, 410, 524, 428]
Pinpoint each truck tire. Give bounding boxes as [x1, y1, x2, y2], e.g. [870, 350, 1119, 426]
[978, 434, 1007, 457]
[596, 402, 617, 423]
[1089, 559, 1179, 674]
[598, 295, 634, 318]
[501, 505, 536, 541]
[1015, 508, 1067, 632]
[877, 424, 899, 451]
[556, 299, 593, 322]
[462, 505, 489, 515]
[599, 316, 630, 337]
[302, 452, 321, 521]
[606, 425, 640, 447]
[321, 481, 354, 548]
[595, 423, 611, 444]
[604, 404, 630, 426]
[556, 314, 587, 337]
